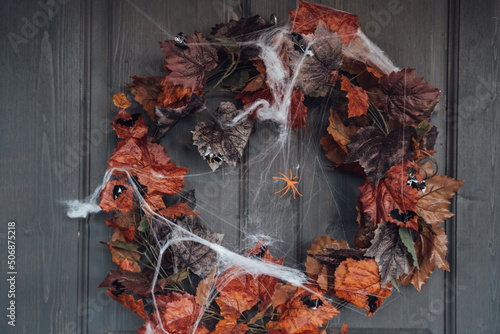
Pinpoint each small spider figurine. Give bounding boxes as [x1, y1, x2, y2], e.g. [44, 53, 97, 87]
[273, 169, 303, 199]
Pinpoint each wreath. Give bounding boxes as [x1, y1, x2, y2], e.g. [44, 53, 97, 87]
[68, 1, 464, 333]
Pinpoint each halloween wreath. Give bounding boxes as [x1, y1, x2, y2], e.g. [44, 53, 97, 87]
[68, 1, 464, 333]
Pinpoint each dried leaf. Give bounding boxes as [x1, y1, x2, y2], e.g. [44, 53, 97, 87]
[417, 162, 464, 226]
[353, 201, 377, 249]
[160, 31, 218, 93]
[128, 76, 162, 121]
[99, 268, 160, 296]
[106, 290, 148, 320]
[399, 226, 419, 269]
[106, 218, 135, 242]
[346, 126, 416, 183]
[379, 68, 441, 125]
[99, 180, 133, 212]
[326, 108, 358, 152]
[157, 75, 193, 110]
[111, 109, 148, 140]
[289, 0, 360, 44]
[365, 222, 413, 285]
[108, 228, 141, 272]
[170, 216, 223, 277]
[289, 88, 308, 130]
[397, 222, 449, 291]
[288, 23, 342, 94]
[113, 93, 131, 109]
[334, 258, 392, 316]
[192, 102, 254, 171]
[272, 286, 339, 333]
[108, 137, 188, 195]
[340, 75, 369, 118]
[320, 133, 347, 166]
[358, 163, 420, 230]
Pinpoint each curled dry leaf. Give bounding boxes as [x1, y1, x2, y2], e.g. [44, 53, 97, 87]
[289, 0, 360, 44]
[346, 126, 416, 183]
[192, 102, 254, 171]
[160, 31, 218, 93]
[108, 228, 141, 272]
[320, 133, 347, 166]
[364, 222, 413, 285]
[353, 201, 377, 249]
[379, 68, 441, 125]
[334, 258, 392, 316]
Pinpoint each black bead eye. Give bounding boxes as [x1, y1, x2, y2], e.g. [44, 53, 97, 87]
[113, 185, 127, 200]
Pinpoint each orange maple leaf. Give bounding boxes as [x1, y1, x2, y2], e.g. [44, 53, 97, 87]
[99, 179, 133, 213]
[340, 75, 369, 118]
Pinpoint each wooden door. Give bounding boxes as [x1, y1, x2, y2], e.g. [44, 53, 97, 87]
[1, 0, 498, 333]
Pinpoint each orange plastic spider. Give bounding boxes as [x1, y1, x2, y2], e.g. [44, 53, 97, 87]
[273, 169, 303, 199]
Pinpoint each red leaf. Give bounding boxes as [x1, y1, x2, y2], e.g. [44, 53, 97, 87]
[111, 109, 148, 139]
[289, 0, 360, 44]
[358, 163, 420, 230]
[128, 76, 162, 122]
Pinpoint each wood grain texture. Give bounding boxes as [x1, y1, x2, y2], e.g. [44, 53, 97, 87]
[456, 0, 500, 333]
[0, 0, 84, 333]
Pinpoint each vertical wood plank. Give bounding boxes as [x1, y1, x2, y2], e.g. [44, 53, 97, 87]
[0, 0, 83, 333]
[456, 0, 500, 333]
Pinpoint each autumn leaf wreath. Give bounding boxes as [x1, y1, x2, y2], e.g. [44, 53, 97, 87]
[93, 1, 463, 333]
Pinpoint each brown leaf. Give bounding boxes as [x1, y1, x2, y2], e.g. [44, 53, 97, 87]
[358, 163, 420, 230]
[397, 222, 449, 291]
[128, 76, 162, 121]
[320, 134, 347, 166]
[289, 88, 308, 130]
[99, 179, 133, 212]
[170, 216, 223, 277]
[305, 236, 349, 282]
[334, 258, 392, 316]
[288, 23, 342, 94]
[111, 109, 148, 140]
[326, 108, 358, 152]
[106, 218, 135, 242]
[353, 201, 377, 249]
[113, 93, 131, 109]
[340, 75, 369, 118]
[157, 74, 193, 110]
[100, 268, 159, 296]
[160, 31, 218, 93]
[379, 68, 441, 125]
[346, 126, 416, 183]
[417, 162, 464, 226]
[289, 0, 360, 44]
[365, 222, 413, 285]
[192, 102, 254, 171]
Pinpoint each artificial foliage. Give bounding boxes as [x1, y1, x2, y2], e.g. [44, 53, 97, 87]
[94, 1, 463, 333]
